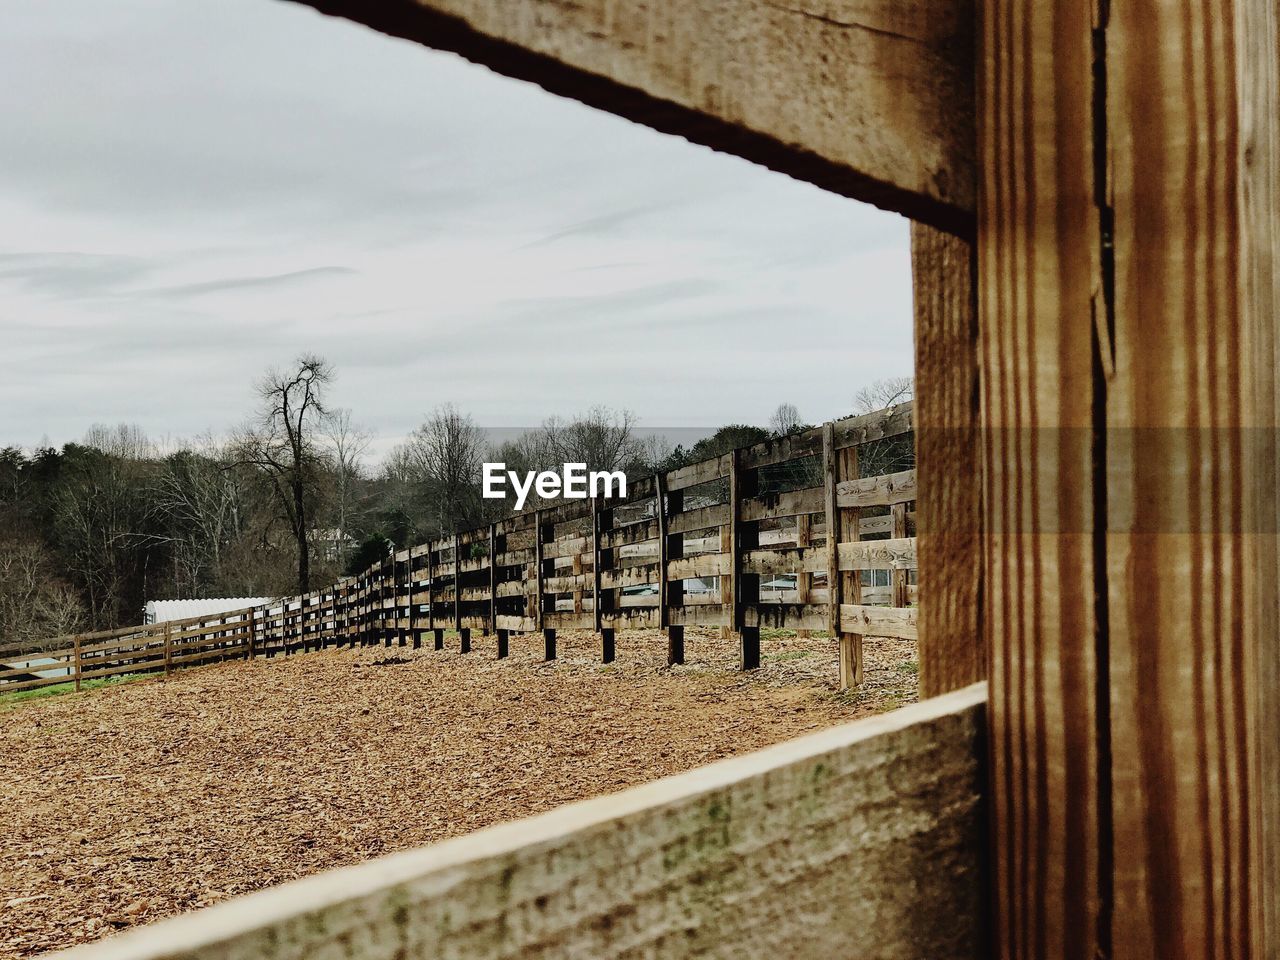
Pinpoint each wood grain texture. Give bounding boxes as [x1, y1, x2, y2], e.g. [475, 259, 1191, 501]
[1240, 2, 1280, 952]
[1105, 1, 1277, 956]
[978, 0, 1102, 956]
[51, 685, 990, 960]
[982, 0, 1279, 956]
[285, 0, 975, 232]
[911, 223, 983, 699]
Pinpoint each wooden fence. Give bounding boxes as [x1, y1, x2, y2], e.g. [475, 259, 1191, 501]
[1, 403, 918, 696]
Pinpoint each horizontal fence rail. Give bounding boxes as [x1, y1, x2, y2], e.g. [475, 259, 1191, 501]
[1, 403, 917, 695]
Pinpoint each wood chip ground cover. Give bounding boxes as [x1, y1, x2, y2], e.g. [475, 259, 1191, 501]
[0, 628, 917, 958]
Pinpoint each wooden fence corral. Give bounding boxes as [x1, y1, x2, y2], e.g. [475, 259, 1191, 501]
[1, 404, 920, 696]
[50, 684, 989, 960]
[0, 609, 255, 695]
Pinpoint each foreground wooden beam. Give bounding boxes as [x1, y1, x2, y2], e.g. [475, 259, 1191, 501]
[979, 0, 1279, 955]
[284, 0, 975, 233]
[54, 685, 989, 960]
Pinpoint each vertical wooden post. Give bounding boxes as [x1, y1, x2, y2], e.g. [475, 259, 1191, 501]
[488, 523, 498, 651]
[977, 0, 1278, 954]
[841, 446, 864, 687]
[655, 473, 684, 665]
[381, 560, 391, 650]
[794, 513, 812, 638]
[73, 633, 82, 692]
[533, 510, 545, 632]
[730, 449, 760, 669]
[718, 521, 733, 640]
[665, 480, 685, 666]
[536, 510, 555, 661]
[396, 557, 407, 647]
[594, 500, 616, 663]
[823, 426, 863, 690]
[822, 424, 847, 687]
[911, 223, 983, 697]
[409, 553, 421, 649]
[889, 502, 909, 608]
[454, 533, 470, 654]
[246, 608, 256, 661]
[163, 623, 172, 678]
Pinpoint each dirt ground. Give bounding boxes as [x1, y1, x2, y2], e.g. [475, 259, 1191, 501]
[0, 627, 917, 959]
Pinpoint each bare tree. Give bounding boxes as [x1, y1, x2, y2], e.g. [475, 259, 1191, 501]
[0, 533, 87, 649]
[82, 423, 154, 460]
[321, 409, 374, 569]
[541, 406, 645, 474]
[769, 402, 804, 437]
[853, 377, 914, 414]
[851, 377, 915, 476]
[397, 404, 487, 534]
[52, 442, 157, 628]
[152, 437, 250, 597]
[235, 355, 333, 594]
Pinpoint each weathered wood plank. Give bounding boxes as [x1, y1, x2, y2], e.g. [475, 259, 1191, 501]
[287, 0, 975, 232]
[741, 547, 826, 576]
[839, 603, 919, 641]
[667, 553, 730, 581]
[838, 537, 918, 571]
[665, 454, 730, 492]
[835, 469, 918, 508]
[831, 403, 915, 450]
[739, 487, 824, 522]
[53, 685, 988, 960]
[978, 0, 1105, 954]
[1103, 1, 1279, 955]
[911, 221, 983, 698]
[668, 502, 730, 536]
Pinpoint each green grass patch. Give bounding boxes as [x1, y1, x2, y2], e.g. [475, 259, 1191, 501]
[0, 673, 145, 708]
[897, 659, 919, 676]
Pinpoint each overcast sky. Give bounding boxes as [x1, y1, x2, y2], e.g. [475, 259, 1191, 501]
[0, 0, 913, 460]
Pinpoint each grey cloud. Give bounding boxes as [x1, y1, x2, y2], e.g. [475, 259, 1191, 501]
[0, 0, 913, 451]
[0, 252, 157, 297]
[132, 266, 358, 300]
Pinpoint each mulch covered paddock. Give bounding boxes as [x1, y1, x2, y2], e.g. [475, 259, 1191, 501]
[0, 628, 915, 959]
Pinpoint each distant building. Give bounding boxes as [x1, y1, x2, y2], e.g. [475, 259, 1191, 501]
[143, 597, 273, 625]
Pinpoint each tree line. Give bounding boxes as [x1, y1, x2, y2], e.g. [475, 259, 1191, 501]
[0, 356, 911, 643]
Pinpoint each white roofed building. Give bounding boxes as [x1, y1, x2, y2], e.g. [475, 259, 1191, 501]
[143, 597, 273, 625]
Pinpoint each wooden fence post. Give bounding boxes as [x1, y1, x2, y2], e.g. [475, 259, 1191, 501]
[730, 448, 760, 669]
[911, 223, 982, 697]
[382, 557, 393, 648]
[407, 556, 418, 649]
[73, 633, 82, 692]
[976, 0, 1280, 952]
[660, 475, 685, 666]
[428, 538, 443, 651]
[823, 424, 864, 690]
[536, 511, 556, 661]
[890, 502, 909, 608]
[490, 524, 506, 658]
[795, 513, 812, 638]
[594, 499, 615, 663]
[718, 521, 733, 641]
[454, 533, 469, 653]
[163, 623, 172, 678]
